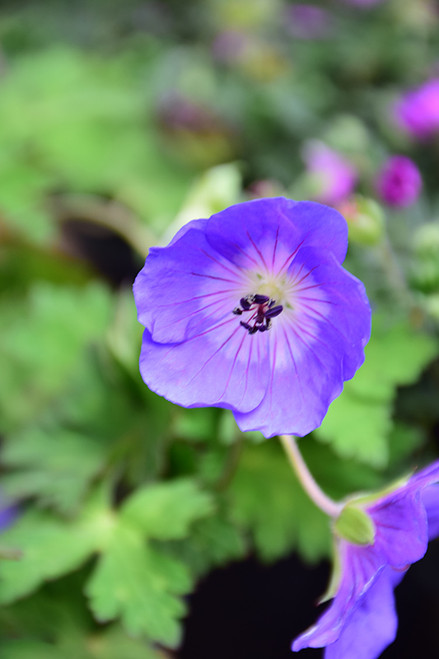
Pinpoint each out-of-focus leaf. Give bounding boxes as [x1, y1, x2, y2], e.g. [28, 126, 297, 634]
[0, 282, 111, 432]
[1, 427, 107, 515]
[1, 641, 61, 659]
[228, 441, 331, 562]
[0, 47, 195, 243]
[169, 513, 247, 577]
[0, 580, 166, 659]
[121, 479, 214, 539]
[228, 438, 382, 563]
[0, 490, 108, 604]
[164, 163, 242, 242]
[316, 318, 438, 467]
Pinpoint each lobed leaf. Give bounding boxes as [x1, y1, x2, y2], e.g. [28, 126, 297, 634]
[85, 523, 191, 647]
[316, 318, 438, 467]
[121, 479, 214, 539]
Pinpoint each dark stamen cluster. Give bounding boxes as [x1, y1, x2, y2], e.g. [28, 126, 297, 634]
[232, 294, 283, 334]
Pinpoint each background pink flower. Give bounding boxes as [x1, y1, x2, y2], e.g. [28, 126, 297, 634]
[304, 142, 358, 206]
[395, 78, 439, 138]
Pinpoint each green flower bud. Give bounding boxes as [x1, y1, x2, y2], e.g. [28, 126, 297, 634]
[339, 195, 385, 246]
[334, 504, 375, 546]
[410, 223, 439, 294]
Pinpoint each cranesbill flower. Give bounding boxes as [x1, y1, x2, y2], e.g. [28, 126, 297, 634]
[395, 78, 439, 139]
[133, 198, 370, 438]
[375, 155, 422, 208]
[293, 461, 439, 659]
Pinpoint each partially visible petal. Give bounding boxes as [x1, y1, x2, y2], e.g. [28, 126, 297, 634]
[286, 246, 371, 380]
[324, 570, 398, 659]
[368, 490, 428, 568]
[168, 217, 208, 245]
[233, 315, 339, 437]
[139, 321, 269, 412]
[409, 459, 439, 489]
[284, 201, 349, 263]
[134, 222, 246, 344]
[422, 484, 439, 540]
[292, 543, 383, 650]
[206, 198, 349, 271]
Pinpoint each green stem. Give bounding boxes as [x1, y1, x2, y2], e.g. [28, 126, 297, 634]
[280, 435, 341, 518]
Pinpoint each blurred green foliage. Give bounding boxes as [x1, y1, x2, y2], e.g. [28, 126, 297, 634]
[0, 0, 438, 655]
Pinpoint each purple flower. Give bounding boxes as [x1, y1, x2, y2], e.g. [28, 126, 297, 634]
[133, 198, 370, 438]
[375, 155, 422, 208]
[211, 30, 247, 63]
[293, 461, 439, 658]
[303, 142, 358, 206]
[395, 78, 439, 139]
[342, 0, 384, 6]
[0, 504, 16, 531]
[284, 5, 332, 40]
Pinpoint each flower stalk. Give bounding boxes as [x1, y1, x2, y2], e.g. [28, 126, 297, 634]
[280, 435, 341, 518]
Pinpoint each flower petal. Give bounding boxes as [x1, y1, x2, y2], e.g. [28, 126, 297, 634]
[292, 543, 384, 650]
[234, 247, 370, 437]
[367, 489, 428, 568]
[422, 484, 439, 540]
[324, 570, 398, 659]
[206, 198, 349, 270]
[133, 221, 246, 344]
[138, 320, 270, 412]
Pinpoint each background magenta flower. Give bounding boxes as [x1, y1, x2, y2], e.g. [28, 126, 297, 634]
[375, 155, 422, 207]
[293, 461, 439, 659]
[133, 198, 371, 438]
[343, 0, 384, 6]
[303, 142, 358, 206]
[395, 78, 439, 139]
[284, 5, 332, 40]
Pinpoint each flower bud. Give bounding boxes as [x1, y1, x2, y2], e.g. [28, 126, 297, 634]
[338, 195, 385, 246]
[334, 504, 376, 546]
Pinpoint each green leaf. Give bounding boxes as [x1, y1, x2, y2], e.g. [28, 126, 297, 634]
[2, 427, 107, 515]
[121, 479, 214, 539]
[315, 392, 391, 468]
[85, 524, 191, 647]
[315, 318, 438, 467]
[168, 514, 247, 578]
[0, 578, 167, 659]
[0, 491, 108, 604]
[84, 480, 212, 644]
[167, 163, 242, 239]
[0, 282, 112, 433]
[1, 641, 61, 659]
[228, 441, 331, 562]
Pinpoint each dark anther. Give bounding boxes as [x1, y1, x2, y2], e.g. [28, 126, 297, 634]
[240, 296, 253, 310]
[233, 293, 283, 335]
[264, 305, 283, 319]
[253, 294, 270, 304]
